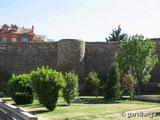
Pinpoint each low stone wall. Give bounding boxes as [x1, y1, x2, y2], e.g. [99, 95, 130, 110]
[0, 99, 37, 120]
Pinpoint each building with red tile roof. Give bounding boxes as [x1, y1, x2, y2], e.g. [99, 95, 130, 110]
[0, 24, 47, 43]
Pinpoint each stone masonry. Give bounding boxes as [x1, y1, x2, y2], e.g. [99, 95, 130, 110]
[0, 39, 159, 91]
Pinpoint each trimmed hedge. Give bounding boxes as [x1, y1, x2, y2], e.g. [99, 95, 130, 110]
[63, 71, 79, 105]
[31, 66, 65, 111]
[85, 71, 100, 97]
[8, 74, 34, 104]
[13, 92, 34, 104]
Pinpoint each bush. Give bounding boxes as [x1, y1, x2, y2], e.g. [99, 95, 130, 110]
[98, 73, 108, 96]
[104, 62, 121, 101]
[122, 73, 137, 100]
[85, 71, 100, 97]
[31, 66, 65, 111]
[63, 71, 79, 105]
[13, 92, 34, 104]
[8, 74, 34, 104]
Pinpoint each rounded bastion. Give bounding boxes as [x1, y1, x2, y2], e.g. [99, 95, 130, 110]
[57, 39, 85, 72]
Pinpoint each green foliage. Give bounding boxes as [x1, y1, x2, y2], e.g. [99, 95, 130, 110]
[13, 92, 34, 104]
[98, 73, 107, 96]
[85, 71, 100, 97]
[117, 35, 158, 93]
[63, 71, 79, 105]
[122, 70, 137, 100]
[104, 62, 121, 101]
[106, 25, 127, 42]
[30, 66, 65, 111]
[8, 74, 34, 104]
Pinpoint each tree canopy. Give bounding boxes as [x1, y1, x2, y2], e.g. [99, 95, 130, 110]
[117, 35, 158, 93]
[106, 25, 127, 42]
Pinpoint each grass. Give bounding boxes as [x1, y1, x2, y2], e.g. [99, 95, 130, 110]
[1, 96, 160, 120]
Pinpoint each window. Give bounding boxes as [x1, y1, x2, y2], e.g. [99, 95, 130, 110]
[12, 38, 17, 42]
[2, 37, 7, 43]
[21, 35, 28, 43]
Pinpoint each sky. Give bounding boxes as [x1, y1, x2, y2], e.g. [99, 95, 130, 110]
[0, 0, 160, 41]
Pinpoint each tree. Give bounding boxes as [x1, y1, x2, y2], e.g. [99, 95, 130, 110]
[106, 25, 127, 42]
[117, 35, 158, 94]
[63, 71, 79, 105]
[104, 62, 121, 101]
[85, 71, 100, 97]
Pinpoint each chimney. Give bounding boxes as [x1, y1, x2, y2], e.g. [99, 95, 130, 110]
[32, 25, 34, 32]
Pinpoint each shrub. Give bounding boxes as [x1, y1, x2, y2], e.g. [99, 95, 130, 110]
[8, 74, 34, 104]
[31, 66, 65, 111]
[85, 71, 100, 97]
[104, 62, 121, 101]
[63, 71, 79, 105]
[98, 73, 107, 96]
[13, 92, 34, 104]
[122, 73, 137, 100]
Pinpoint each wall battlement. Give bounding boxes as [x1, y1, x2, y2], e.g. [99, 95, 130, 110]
[0, 39, 159, 91]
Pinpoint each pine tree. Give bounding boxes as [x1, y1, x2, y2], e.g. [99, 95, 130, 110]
[106, 25, 127, 42]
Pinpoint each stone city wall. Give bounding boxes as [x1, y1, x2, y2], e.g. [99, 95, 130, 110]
[0, 39, 159, 91]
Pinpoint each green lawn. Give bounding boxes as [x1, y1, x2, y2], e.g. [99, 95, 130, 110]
[1, 96, 160, 120]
